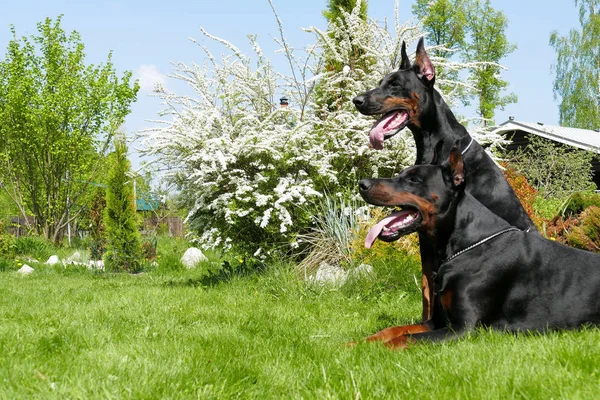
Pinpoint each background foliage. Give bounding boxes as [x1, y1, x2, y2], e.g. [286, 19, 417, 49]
[103, 137, 142, 273]
[0, 16, 139, 244]
[550, 0, 600, 130]
[137, 0, 509, 259]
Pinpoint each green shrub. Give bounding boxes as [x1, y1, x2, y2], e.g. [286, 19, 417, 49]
[141, 236, 157, 262]
[0, 221, 16, 257]
[13, 236, 52, 260]
[566, 206, 600, 252]
[561, 191, 600, 217]
[0, 234, 16, 257]
[505, 135, 595, 199]
[533, 196, 565, 220]
[103, 137, 142, 273]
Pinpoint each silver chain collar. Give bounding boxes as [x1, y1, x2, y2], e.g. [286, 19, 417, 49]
[441, 227, 521, 266]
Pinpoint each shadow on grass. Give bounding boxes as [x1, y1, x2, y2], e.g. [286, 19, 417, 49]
[164, 260, 266, 288]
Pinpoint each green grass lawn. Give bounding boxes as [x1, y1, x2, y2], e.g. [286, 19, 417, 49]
[1, 262, 600, 399]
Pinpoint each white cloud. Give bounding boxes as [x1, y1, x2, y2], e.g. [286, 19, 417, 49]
[136, 64, 167, 93]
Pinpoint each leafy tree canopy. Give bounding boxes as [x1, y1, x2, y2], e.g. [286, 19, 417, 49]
[0, 16, 139, 243]
[550, 0, 600, 129]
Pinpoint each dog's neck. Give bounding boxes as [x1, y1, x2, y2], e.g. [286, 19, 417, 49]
[434, 192, 514, 263]
[410, 89, 471, 164]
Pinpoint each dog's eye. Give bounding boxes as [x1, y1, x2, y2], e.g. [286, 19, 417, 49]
[407, 176, 421, 184]
[390, 80, 401, 87]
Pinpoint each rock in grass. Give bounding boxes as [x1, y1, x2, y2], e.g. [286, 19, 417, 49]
[65, 251, 86, 266]
[88, 260, 105, 271]
[352, 263, 374, 278]
[310, 262, 348, 286]
[18, 264, 34, 275]
[180, 247, 208, 269]
[46, 255, 59, 265]
[67, 251, 81, 262]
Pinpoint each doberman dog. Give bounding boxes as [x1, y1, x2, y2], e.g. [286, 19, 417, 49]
[357, 141, 600, 349]
[352, 38, 537, 322]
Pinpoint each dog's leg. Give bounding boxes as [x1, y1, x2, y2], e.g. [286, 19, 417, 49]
[419, 235, 437, 321]
[363, 323, 432, 343]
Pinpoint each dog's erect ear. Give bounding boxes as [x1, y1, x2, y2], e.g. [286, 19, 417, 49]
[430, 139, 445, 165]
[399, 41, 411, 70]
[447, 139, 464, 188]
[415, 37, 435, 85]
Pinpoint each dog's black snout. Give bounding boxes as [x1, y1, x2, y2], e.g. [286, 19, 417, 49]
[358, 179, 372, 193]
[352, 95, 365, 107]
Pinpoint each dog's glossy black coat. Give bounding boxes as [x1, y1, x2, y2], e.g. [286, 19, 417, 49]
[359, 146, 600, 344]
[353, 38, 536, 320]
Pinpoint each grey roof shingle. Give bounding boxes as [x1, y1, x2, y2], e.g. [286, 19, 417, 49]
[492, 120, 600, 153]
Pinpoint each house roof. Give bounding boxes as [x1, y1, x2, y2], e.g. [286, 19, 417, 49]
[492, 120, 600, 153]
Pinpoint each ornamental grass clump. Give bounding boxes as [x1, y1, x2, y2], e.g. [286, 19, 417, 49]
[296, 196, 366, 277]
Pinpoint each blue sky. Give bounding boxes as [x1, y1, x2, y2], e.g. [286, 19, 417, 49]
[0, 0, 580, 169]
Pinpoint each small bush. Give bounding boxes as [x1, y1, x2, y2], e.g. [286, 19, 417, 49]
[0, 234, 16, 258]
[0, 221, 16, 257]
[13, 236, 52, 260]
[504, 134, 595, 199]
[0, 258, 12, 272]
[561, 191, 600, 217]
[103, 137, 142, 273]
[141, 237, 157, 261]
[533, 196, 564, 220]
[566, 206, 600, 252]
[90, 238, 106, 260]
[501, 164, 544, 230]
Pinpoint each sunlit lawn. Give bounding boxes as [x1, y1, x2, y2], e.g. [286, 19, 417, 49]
[1, 261, 600, 399]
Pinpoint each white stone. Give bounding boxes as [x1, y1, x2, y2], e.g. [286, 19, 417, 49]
[46, 255, 59, 265]
[65, 251, 87, 266]
[18, 264, 34, 274]
[352, 263, 374, 278]
[180, 247, 208, 269]
[310, 262, 348, 286]
[88, 260, 105, 270]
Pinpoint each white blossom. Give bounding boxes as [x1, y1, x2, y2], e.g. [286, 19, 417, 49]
[136, 1, 506, 256]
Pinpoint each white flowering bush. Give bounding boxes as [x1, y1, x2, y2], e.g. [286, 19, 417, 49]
[137, 0, 506, 259]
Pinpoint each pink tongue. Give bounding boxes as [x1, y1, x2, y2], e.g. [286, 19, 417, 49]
[369, 113, 396, 150]
[365, 211, 410, 249]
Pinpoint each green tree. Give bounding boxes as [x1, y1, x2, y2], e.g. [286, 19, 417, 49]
[103, 137, 142, 272]
[412, 0, 467, 60]
[506, 135, 595, 200]
[463, 0, 517, 125]
[0, 16, 139, 244]
[550, 0, 600, 129]
[412, 0, 516, 125]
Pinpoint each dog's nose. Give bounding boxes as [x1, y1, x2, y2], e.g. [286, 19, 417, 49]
[358, 179, 372, 192]
[352, 95, 365, 107]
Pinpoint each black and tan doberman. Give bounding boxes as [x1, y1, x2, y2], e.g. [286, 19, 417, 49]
[357, 141, 600, 348]
[353, 38, 536, 322]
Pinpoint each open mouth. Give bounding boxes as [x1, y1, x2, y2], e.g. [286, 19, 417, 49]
[364, 206, 421, 248]
[369, 110, 409, 150]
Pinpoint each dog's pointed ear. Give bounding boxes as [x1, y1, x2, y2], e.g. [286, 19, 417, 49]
[430, 139, 445, 165]
[447, 139, 465, 188]
[415, 37, 435, 85]
[399, 41, 411, 70]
